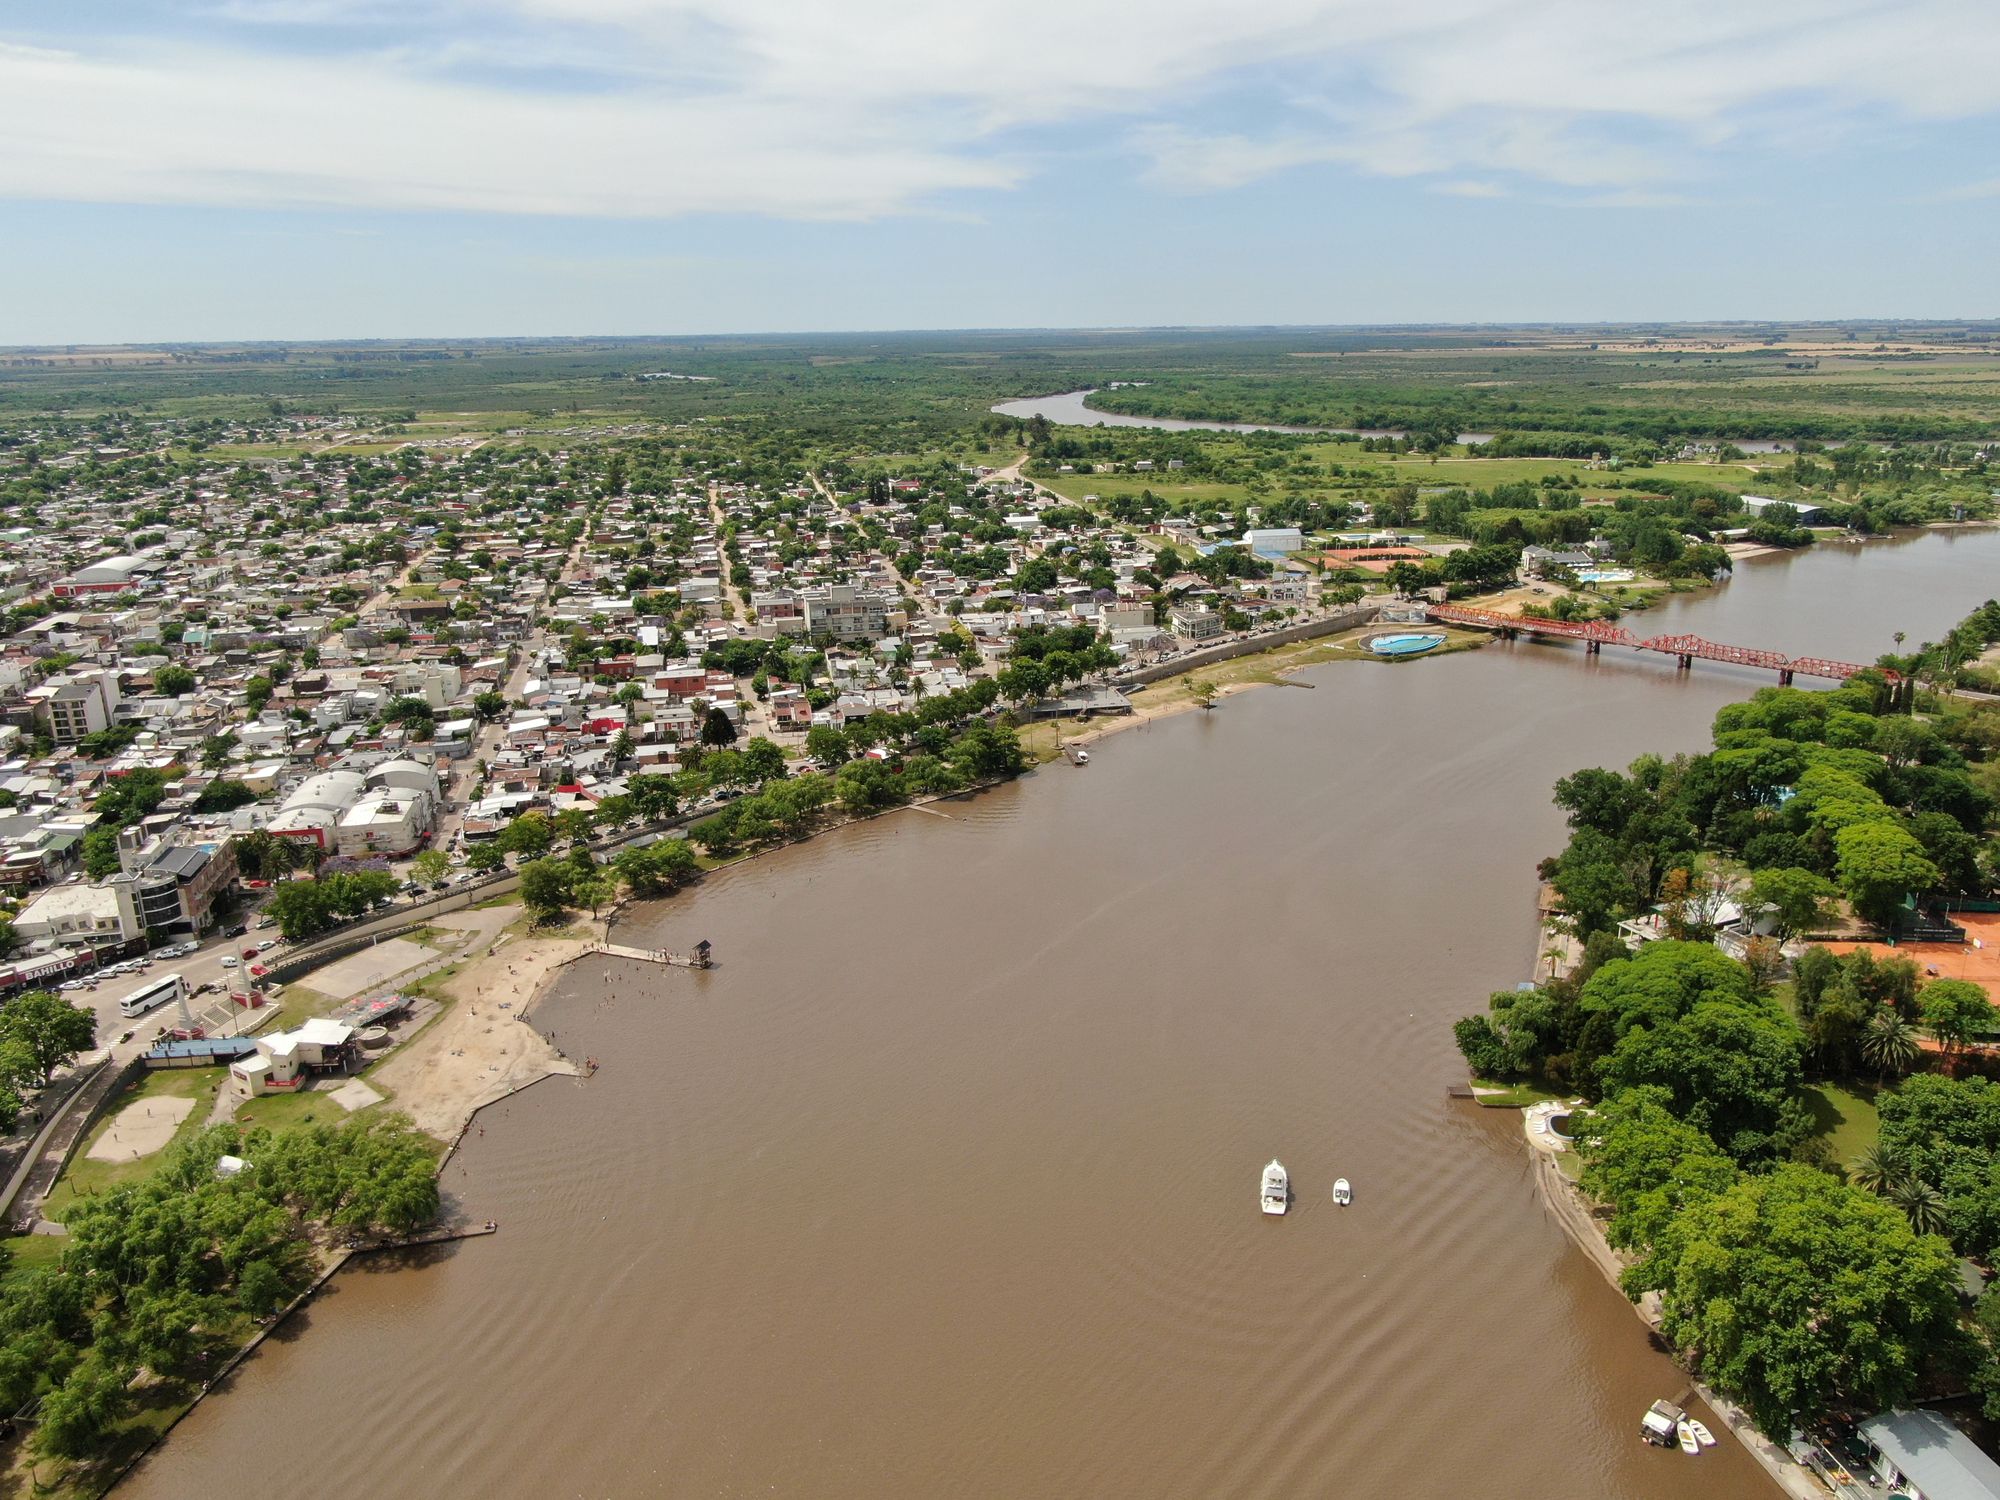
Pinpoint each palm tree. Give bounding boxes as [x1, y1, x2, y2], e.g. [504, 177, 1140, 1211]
[1847, 1143, 1902, 1195]
[1888, 1177, 1950, 1238]
[1863, 1009, 1922, 1082]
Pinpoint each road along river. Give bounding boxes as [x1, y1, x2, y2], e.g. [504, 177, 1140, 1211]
[122, 529, 1999, 1499]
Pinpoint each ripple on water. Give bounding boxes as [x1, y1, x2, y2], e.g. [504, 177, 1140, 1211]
[124, 539, 2000, 1500]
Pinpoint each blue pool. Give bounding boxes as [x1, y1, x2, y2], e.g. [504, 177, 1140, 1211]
[1369, 631, 1448, 657]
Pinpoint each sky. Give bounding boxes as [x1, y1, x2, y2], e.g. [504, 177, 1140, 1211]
[3, 0, 1999, 343]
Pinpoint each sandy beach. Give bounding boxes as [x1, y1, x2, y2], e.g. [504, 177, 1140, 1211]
[369, 917, 591, 1140]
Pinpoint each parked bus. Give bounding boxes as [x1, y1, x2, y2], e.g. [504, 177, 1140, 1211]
[118, 972, 187, 1019]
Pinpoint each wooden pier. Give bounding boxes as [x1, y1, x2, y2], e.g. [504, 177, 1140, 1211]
[580, 939, 713, 970]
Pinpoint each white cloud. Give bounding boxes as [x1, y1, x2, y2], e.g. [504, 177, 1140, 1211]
[0, 40, 1020, 218]
[3, 0, 1999, 218]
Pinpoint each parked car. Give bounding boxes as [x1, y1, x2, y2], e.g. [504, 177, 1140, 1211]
[220, 957, 239, 969]
[224, 924, 247, 938]
[256, 940, 278, 953]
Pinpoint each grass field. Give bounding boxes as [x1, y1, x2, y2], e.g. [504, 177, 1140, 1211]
[231, 1077, 395, 1134]
[40, 1069, 225, 1219]
[1470, 1078, 1570, 1108]
[1802, 1081, 1883, 1168]
[1030, 439, 1772, 526]
[0, 1230, 68, 1290]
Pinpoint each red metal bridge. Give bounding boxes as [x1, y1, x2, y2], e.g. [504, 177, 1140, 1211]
[1424, 604, 1891, 685]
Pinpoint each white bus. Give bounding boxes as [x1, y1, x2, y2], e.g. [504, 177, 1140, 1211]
[118, 972, 187, 1019]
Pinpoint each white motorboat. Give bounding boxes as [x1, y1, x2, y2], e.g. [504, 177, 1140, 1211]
[1676, 1420, 1701, 1455]
[1331, 1178, 1352, 1206]
[1688, 1420, 1716, 1449]
[1261, 1160, 1289, 1216]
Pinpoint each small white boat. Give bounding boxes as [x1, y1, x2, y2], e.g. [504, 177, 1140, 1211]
[1688, 1420, 1716, 1449]
[1261, 1160, 1288, 1216]
[1676, 1420, 1701, 1455]
[1331, 1178, 1352, 1206]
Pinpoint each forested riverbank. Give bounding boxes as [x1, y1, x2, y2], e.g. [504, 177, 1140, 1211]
[1458, 596, 2000, 1440]
[0, 1116, 440, 1496]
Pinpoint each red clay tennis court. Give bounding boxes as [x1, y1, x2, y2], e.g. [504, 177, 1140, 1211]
[1323, 547, 1432, 574]
[1824, 911, 2000, 1006]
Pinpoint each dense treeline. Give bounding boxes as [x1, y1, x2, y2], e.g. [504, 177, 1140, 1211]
[0, 1117, 438, 1467]
[1453, 602, 2000, 1436]
[1086, 357, 2000, 445]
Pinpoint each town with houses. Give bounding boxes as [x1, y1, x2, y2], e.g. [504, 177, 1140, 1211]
[0, 354, 1994, 1498]
[0, 414, 1381, 1025]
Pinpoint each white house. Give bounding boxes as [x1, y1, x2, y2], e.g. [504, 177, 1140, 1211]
[229, 1018, 357, 1097]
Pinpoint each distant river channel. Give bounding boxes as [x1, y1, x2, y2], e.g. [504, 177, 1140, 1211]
[992, 387, 1794, 452]
[122, 531, 2000, 1500]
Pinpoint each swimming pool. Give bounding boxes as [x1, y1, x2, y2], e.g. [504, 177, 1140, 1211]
[1572, 568, 1636, 583]
[1368, 631, 1448, 657]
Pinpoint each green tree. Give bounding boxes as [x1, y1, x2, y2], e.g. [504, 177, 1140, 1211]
[1646, 1164, 1963, 1434]
[1921, 977, 1993, 1060]
[473, 690, 508, 721]
[739, 737, 787, 782]
[1834, 820, 1942, 930]
[1577, 940, 1754, 1040]
[265, 878, 338, 940]
[700, 707, 738, 748]
[153, 664, 197, 695]
[804, 724, 851, 767]
[950, 724, 1026, 781]
[497, 810, 555, 860]
[1601, 999, 1806, 1163]
[518, 858, 576, 921]
[33, 1352, 133, 1461]
[1575, 1089, 1740, 1264]
[1878, 1075, 2000, 1256]
[612, 839, 698, 898]
[0, 991, 96, 1086]
[250, 1115, 441, 1235]
[574, 872, 618, 916]
[411, 849, 451, 886]
[194, 778, 259, 813]
[465, 842, 506, 873]
[1888, 1176, 1952, 1238]
[81, 826, 121, 880]
[1848, 1142, 1905, 1195]
[1863, 1008, 1923, 1082]
[1747, 867, 1839, 943]
[627, 775, 678, 821]
[833, 759, 903, 816]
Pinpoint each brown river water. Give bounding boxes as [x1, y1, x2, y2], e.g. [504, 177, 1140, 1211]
[125, 531, 2000, 1499]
